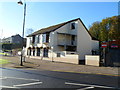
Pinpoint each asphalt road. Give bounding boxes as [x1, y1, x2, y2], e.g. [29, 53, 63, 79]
[0, 67, 119, 90]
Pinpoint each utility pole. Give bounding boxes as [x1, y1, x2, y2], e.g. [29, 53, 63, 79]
[17, 0, 26, 66]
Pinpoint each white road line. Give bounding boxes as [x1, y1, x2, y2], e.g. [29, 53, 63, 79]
[0, 85, 19, 89]
[1, 76, 40, 81]
[65, 82, 116, 89]
[0, 77, 7, 79]
[77, 86, 94, 90]
[13, 82, 42, 87]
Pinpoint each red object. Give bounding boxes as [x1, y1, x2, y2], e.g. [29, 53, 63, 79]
[110, 44, 118, 48]
[108, 40, 120, 48]
[101, 43, 107, 48]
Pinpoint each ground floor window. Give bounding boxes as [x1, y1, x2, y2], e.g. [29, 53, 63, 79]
[37, 48, 40, 56]
[33, 48, 35, 56]
[57, 53, 61, 57]
[43, 48, 48, 57]
[30, 49, 31, 56]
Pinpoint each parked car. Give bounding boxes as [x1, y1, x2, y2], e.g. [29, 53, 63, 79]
[110, 44, 118, 48]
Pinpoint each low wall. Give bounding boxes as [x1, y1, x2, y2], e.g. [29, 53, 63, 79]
[43, 54, 79, 64]
[27, 54, 79, 64]
[85, 55, 100, 66]
[53, 55, 79, 64]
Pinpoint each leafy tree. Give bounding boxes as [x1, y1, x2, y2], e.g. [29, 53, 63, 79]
[0, 43, 12, 51]
[89, 15, 120, 41]
[89, 21, 101, 40]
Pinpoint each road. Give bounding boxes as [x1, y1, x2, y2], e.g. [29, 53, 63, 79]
[0, 67, 119, 90]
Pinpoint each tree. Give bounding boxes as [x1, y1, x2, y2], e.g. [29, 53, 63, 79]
[25, 28, 34, 36]
[89, 15, 120, 41]
[108, 16, 120, 40]
[0, 43, 12, 51]
[89, 21, 101, 40]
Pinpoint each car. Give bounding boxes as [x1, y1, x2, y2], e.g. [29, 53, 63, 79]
[110, 44, 118, 48]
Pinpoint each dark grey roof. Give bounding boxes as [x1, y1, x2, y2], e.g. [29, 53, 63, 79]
[27, 18, 98, 41]
[27, 18, 80, 37]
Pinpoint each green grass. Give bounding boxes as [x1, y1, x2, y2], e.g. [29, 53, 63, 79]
[0, 59, 9, 64]
[0, 53, 10, 55]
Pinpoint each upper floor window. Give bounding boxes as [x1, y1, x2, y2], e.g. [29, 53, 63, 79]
[46, 33, 49, 43]
[71, 23, 75, 30]
[42, 34, 46, 43]
[32, 35, 35, 44]
[71, 35, 75, 45]
[42, 33, 49, 43]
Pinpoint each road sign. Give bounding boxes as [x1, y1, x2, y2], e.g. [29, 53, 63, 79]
[101, 43, 107, 48]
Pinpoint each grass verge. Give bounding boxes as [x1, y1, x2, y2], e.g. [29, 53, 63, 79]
[0, 59, 9, 64]
[0, 53, 10, 56]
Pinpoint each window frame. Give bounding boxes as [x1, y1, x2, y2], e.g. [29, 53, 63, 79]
[71, 23, 75, 30]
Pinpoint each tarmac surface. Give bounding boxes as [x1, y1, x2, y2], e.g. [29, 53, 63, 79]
[1, 55, 119, 77]
[0, 67, 119, 89]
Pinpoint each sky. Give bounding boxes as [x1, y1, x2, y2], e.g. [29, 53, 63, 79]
[0, 1, 119, 38]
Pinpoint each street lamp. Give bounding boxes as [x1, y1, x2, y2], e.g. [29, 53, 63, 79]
[18, 0, 26, 66]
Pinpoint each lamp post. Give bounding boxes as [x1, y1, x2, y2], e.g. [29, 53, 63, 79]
[18, 0, 26, 66]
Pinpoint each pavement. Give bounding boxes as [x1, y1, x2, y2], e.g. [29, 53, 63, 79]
[1, 55, 119, 77]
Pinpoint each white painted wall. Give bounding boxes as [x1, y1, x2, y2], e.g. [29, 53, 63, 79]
[56, 21, 77, 35]
[26, 37, 31, 48]
[29, 51, 79, 64]
[77, 20, 92, 60]
[85, 55, 100, 66]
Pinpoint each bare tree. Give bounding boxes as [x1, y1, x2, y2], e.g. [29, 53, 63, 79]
[25, 28, 34, 36]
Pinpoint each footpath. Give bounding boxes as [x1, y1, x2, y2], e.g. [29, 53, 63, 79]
[1, 55, 119, 77]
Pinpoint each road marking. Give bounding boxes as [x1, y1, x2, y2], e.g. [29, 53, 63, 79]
[77, 86, 94, 90]
[13, 82, 42, 87]
[0, 77, 7, 79]
[65, 82, 117, 89]
[0, 76, 40, 81]
[0, 85, 19, 89]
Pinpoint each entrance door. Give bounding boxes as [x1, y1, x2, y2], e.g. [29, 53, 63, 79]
[37, 48, 40, 56]
[43, 48, 48, 57]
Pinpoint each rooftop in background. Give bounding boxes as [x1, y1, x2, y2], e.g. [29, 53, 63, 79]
[1, 34, 24, 44]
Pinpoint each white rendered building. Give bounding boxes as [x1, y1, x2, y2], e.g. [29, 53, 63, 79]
[26, 18, 99, 64]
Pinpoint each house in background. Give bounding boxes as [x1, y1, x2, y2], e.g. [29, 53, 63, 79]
[26, 18, 99, 64]
[1, 34, 24, 44]
[1, 34, 26, 50]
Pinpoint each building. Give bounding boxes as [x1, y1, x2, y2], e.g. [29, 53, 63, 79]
[1, 34, 26, 50]
[26, 18, 99, 64]
[2, 34, 23, 44]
